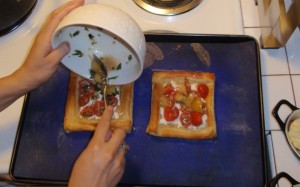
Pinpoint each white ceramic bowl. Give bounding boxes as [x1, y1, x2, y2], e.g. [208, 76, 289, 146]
[51, 3, 146, 85]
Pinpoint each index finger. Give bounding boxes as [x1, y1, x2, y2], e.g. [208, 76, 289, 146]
[90, 106, 114, 144]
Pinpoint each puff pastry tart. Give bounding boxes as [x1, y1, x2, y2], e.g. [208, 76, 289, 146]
[64, 72, 134, 132]
[147, 71, 216, 140]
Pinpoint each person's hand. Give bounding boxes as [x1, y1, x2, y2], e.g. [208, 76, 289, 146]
[69, 106, 127, 187]
[0, 0, 84, 111]
[13, 0, 84, 90]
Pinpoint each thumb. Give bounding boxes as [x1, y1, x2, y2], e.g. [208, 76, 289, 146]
[47, 42, 70, 64]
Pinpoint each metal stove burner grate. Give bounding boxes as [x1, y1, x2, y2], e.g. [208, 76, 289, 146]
[133, 0, 202, 15]
[0, 0, 37, 37]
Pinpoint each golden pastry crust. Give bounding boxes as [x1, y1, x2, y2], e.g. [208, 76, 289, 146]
[64, 72, 133, 132]
[147, 71, 216, 140]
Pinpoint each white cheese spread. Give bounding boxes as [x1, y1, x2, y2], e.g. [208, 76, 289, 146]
[159, 81, 208, 129]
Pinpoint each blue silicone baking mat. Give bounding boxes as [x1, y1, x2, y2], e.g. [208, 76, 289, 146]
[10, 34, 267, 186]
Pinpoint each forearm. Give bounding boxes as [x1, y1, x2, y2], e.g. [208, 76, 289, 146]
[0, 0, 83, 113]
[0, 70, 32, 112]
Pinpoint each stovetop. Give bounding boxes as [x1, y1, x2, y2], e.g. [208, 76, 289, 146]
[0, 0, 37, 36]
[1, 0, 300, 186]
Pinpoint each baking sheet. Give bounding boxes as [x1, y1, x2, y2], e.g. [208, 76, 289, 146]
[10, 34, 267, 186]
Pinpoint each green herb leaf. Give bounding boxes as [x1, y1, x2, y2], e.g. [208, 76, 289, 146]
[88, 34, 94, 40]
[128, 54, 132, 61]
[90, 69, 96, 78]
[72, 30, 80, 37]
[116, 63, 122, 70]
[72, 50, 84, 57]
[108, 76, 118, 81]
[88, 34, 97, 45]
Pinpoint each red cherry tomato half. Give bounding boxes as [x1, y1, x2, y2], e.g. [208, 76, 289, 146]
[162, 83, 175, 96]
[87, 86, 96, 95]
[190, 111, 203, 126]
[197, 84, 209, 98]
[78, 94, 90, 107]
[80, 106, 94, 117]
[92, 101, 104, 116]
[163, 106, 179, 121]
[78, 79, 91, 88]
[107, 96, 118, 107]
[180, 111, 191, 128]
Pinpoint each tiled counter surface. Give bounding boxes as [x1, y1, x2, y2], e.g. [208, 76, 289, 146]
[242, 0, 300, 186]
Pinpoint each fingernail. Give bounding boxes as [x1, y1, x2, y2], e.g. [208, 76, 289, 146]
[106, 105, 113, 111]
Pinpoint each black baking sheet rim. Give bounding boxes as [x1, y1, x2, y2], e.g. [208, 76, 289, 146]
[9, 33, 267, 186]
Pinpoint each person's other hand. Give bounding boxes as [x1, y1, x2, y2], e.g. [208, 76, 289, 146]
[69, 106, 127, 187]
[13, 0, 84, 90]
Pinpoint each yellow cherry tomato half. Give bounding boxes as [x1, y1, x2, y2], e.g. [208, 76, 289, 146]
[191, 97, 203, 113]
